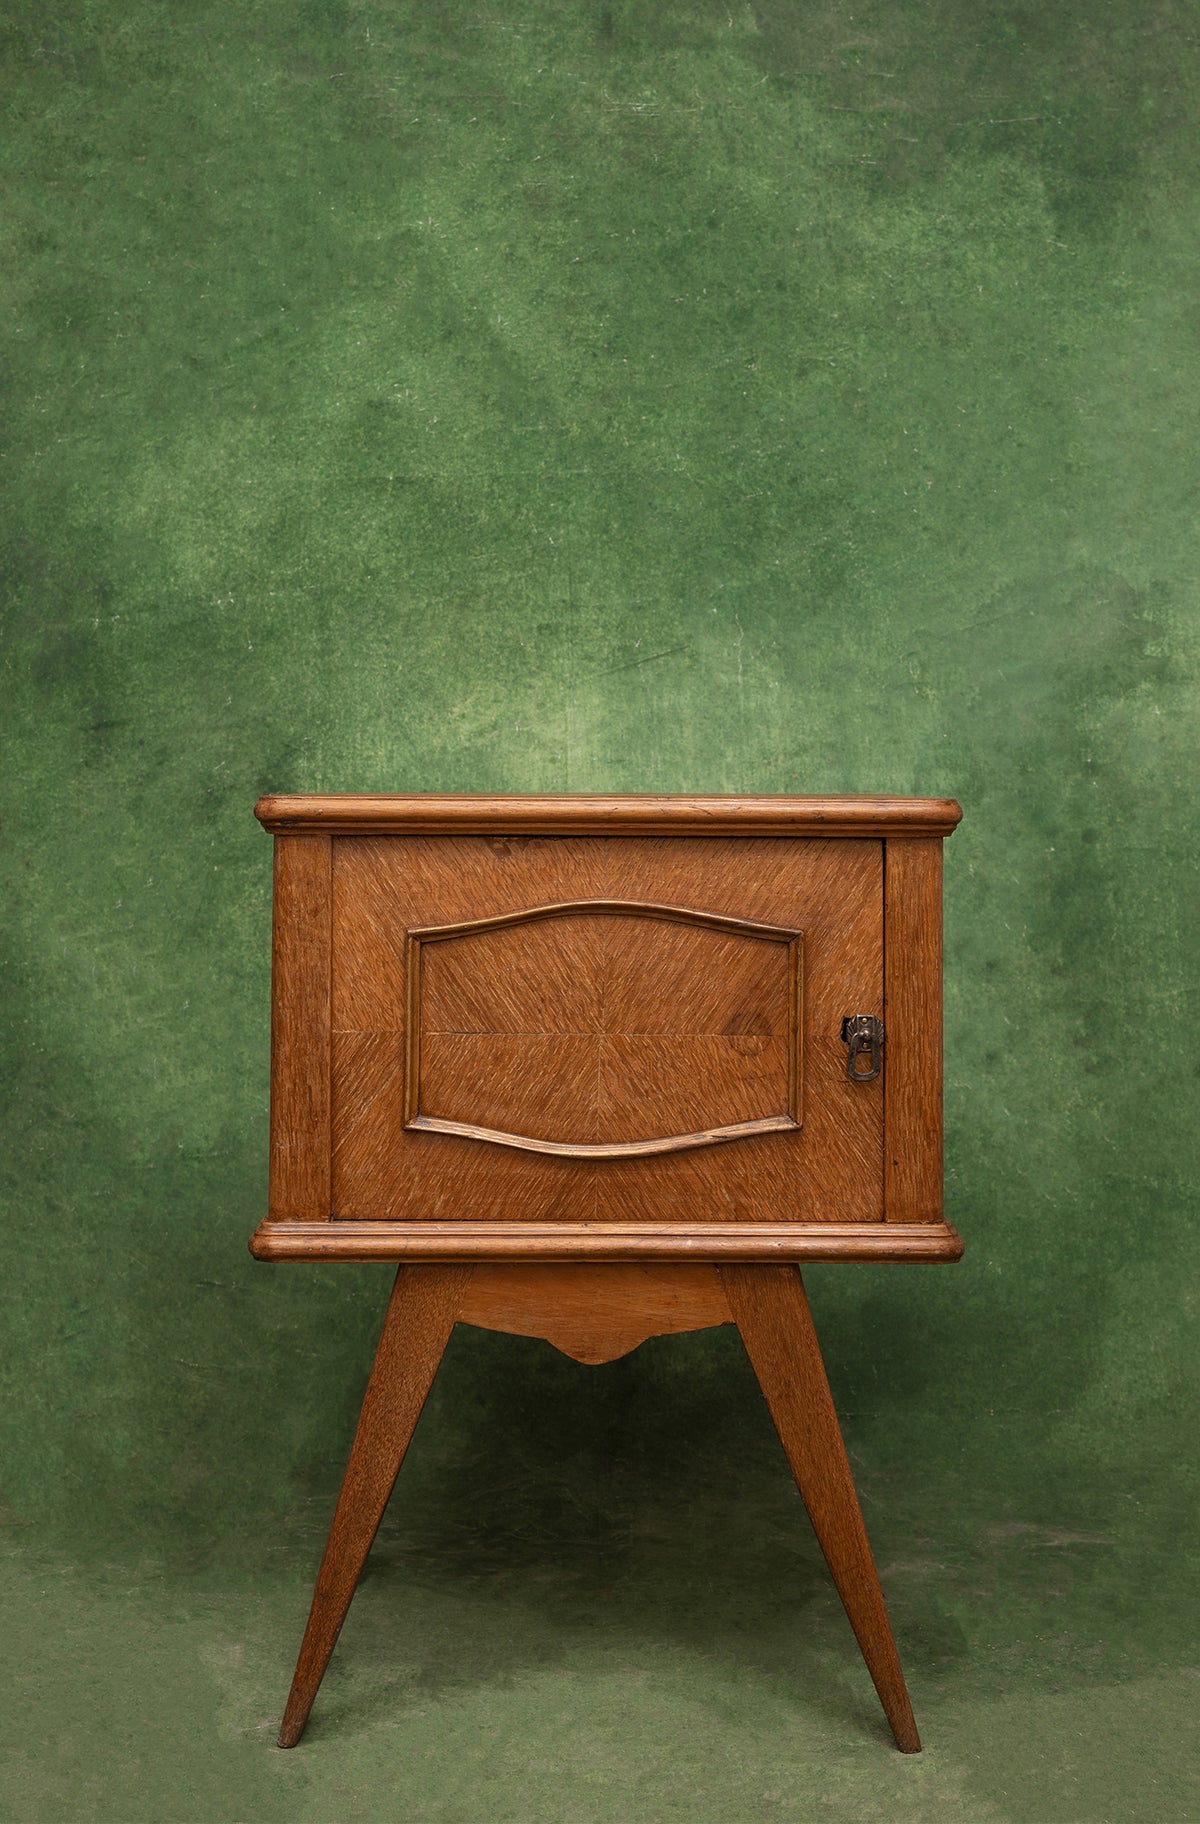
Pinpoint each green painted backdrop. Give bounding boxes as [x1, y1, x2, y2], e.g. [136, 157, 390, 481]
[2, 4, 1197, 1820]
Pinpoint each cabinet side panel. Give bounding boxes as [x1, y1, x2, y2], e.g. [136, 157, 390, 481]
[884, 839, 943, 1222]
[269, 834, 332, 1219]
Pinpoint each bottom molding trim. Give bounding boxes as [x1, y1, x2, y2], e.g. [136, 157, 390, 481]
[249, 1219, 964, 1264]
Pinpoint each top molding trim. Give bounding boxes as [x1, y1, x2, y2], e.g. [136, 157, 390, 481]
[254, 794, 963, 839]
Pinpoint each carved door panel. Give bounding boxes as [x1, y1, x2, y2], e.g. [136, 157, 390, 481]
[330, 835, 883, 1224]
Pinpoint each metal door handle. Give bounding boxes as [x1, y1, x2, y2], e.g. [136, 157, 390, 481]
[841, 1015, 885, 1082]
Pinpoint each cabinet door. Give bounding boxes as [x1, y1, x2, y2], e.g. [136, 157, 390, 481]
[331, 835, 883, 1224]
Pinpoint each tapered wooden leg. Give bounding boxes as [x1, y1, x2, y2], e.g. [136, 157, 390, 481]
[277, 1264, 472, 1748]
[720, 1265, 921, 1753]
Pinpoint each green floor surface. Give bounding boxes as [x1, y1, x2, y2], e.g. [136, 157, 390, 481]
[3, 1333, 1197, 1824]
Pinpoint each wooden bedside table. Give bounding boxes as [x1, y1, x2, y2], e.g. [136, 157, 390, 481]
[250, 793, 963, 1751]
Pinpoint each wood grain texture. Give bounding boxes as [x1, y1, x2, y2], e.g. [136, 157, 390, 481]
[721, 1265, 921, 1753]
[330, 834, 882, 1225]
[583, 837, 882, 1224]
[249, 1219, 965, 1262]
[332, 835, 606, 1222]
[419, 1032, 605, 1143]
[408, 903, 797, 1154]
[257, 794, 963, 837]
[276, 1263, 471, 1748]
[884, 839, 944, 1222]
[268, 835, 332, 1220]
[459, 1263, 730, 1362]
[418, 908, 609, 1037]
[596, 1034, 790, 1141]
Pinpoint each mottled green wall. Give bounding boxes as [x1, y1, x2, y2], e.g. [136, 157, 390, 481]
[3, 0, 1197, 1570]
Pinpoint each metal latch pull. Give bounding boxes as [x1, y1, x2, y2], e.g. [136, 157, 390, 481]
[841, 1015, 885, 1082]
